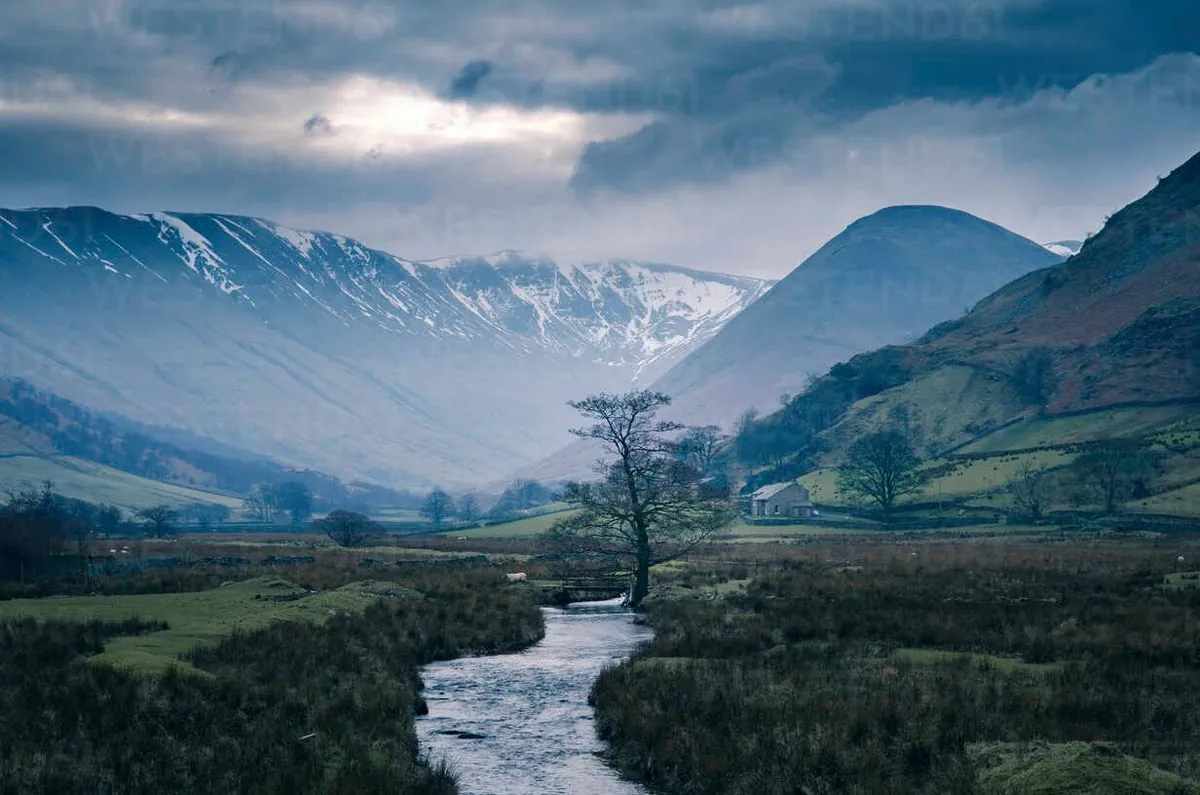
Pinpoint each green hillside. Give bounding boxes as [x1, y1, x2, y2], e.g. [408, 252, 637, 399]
[0, 452, 242, 512]
[735, 150, 1200, 521]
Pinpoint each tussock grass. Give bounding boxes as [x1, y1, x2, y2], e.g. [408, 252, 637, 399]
[593, 539, 1200, 794]
[970, 741, 1200, 795]
[0, 567, 544, 793]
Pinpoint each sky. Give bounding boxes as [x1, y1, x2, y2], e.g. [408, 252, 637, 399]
[0, 0, 1197, 277]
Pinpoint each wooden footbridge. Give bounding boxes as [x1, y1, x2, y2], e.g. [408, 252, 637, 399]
[558, 572, 630, 603]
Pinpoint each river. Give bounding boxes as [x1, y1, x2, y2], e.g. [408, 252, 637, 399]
[416, 599, 654, 795]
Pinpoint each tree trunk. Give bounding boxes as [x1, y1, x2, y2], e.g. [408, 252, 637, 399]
[630, 543, 651, 609]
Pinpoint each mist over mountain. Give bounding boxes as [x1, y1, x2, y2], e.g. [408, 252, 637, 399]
[648, 206, 1064, 423]
[0, 207, 770, 487]
[520, 205, 1063, 481]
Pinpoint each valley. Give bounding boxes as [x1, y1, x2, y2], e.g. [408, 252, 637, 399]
[2, 112, 1199, 795]
[4, 5, 1198, 795]
[0, 208, 770, 487]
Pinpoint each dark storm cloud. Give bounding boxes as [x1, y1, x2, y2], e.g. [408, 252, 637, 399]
[564, 0, 1200, 192]
[0, 0, 1197, 269]
[0, 118, 434, 216]
[446, 60, 494, 99]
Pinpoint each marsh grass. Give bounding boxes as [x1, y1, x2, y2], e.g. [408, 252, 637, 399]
[0, 567, 544, 794]
[593, 539, 1200, 794]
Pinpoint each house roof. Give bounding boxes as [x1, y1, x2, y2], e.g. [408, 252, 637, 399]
[751, 482, 811, 502]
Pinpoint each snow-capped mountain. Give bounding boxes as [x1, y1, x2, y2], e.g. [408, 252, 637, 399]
[426, 250, 767, 377]
[1043, 240, 1084, 258]
[0, 206, 771, 486]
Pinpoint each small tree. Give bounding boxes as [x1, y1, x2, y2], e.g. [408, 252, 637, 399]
[1009, 461, 1055, 522]
[315, 509, 378, 548]
[0, 482, 74, 580]
[1075, 440, 1163, 514]
[490, 480, 553, 517]
[458, 493, 479, 523]
[276, 481, 314, 526]
[243, 484, 278, 523]
[837, 430, 926, 522]
[137, 505, 179, 538]
[96, 503, 123, 538]
[543, 391, 736, 607]
[1010, 349, 1058, 414]
[675, 425, 725, 476]
[421, 489, 454, 528]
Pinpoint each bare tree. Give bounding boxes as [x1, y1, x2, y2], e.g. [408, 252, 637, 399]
[1009, 460, 1055, 522]
[243, 484, 278, 523]
[0, 482, 74, 580]
[675, 425, 725, 476]
[315, 509, 378, 548]
[543, 391, 736, 607]
[137, 505, 179, 538]
[276, 481, 314, 526]
[1075, 440, 1163, 514]
[421, 489, 455, 528]
[836, 430, 926, 522]
[96, 503, 123, 538]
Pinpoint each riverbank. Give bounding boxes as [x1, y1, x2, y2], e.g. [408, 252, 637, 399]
[0, 566, 545, 794]
[591, 537, 1200, 794]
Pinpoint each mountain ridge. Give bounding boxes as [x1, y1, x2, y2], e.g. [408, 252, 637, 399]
[742, 149, 1200, 496]
[647, 203, 1063, 425]
[0, 206, 771, 487]
[516, 204, 1064, 482]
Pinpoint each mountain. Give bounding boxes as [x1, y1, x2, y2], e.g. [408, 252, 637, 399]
[742, 151, 1200, 516]
[913, 159, 1200, 415]
[0, 386, 244, 514]
[517, 206, 1063, 482]
[0, 207, 770, 487]
[648, 206, 1064, 427]
[1043, 240, 1085, 258]
[0, 377, 419, 512]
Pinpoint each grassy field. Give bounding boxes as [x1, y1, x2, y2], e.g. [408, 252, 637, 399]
[958, 405, 1197, 455]
[0, 453, 242, 512]
[1162, 570, 1200, 590]
[1130, 481, 1200, 516]
[0, 576, 412, 674]
[797, 467, 843, 503]
[893, 647, 1063, 676]
[719, 518, 865, 541]
[372, 507, 426, 523]
[923, 450, 1076, 498]
[799, 449, 1075, 508]
[455, 508, 578, 538]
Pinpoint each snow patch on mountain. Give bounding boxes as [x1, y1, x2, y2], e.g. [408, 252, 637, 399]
[1043, 240, 1084, 258]
[0, 205, 773, 485]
